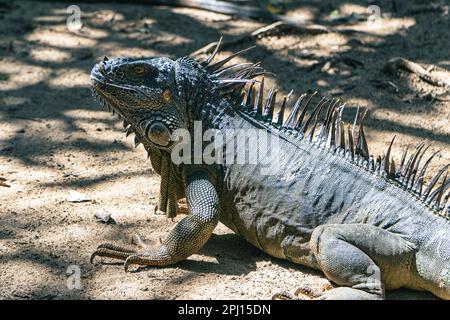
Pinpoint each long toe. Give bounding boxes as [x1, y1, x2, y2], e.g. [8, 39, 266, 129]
[97, 242, 137, 253]
[91, 244, 138, 264]
[271, 291, 304, 300]
[294, 284, 332, 299]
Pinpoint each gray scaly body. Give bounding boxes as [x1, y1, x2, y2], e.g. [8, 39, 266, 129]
[89, 41, 450, 299]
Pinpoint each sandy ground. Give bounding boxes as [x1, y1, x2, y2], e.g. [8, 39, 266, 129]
[0, 0, 449, 299]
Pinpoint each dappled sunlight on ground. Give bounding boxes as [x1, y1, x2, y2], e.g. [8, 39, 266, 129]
[0, 0, 448, 300]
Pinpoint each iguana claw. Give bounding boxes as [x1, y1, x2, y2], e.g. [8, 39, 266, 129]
[271, 291, 303, 300]
[124, 254, 148, 272]
[272, 284, 333, 300]
[294, 284, 332, 298]
[90, 233, 148, 270]
[90, 244, 136, 264]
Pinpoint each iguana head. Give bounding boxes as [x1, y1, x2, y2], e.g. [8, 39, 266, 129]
[90, 56, 213, 150]
[90, 44, 262, 151]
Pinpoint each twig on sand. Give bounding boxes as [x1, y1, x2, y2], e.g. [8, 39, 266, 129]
[383, 57, 450, 89]
[190, 21, 330, 56]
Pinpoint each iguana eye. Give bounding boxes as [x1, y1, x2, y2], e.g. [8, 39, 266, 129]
[133, 65, 146, 75]
[163, 89, 171, 102]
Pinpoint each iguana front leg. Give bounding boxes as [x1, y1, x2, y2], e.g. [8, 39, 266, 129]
[91, 170, 219, 271]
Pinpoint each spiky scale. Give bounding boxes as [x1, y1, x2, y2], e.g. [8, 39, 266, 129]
[232, 65, 266, 81]
[401, 143, 424, 183]
[442, 179, 450, 200]
[219, 75, 247, 88]
[442, 192, 450, 212]
[326, 104, 338, 149]
[244, 83, 255, 112]
[214, 62, 254, 77]
[398, 146, 409, 175]
[375, 156, 381, 174]
[263, 88, 275, 117]
[276, 95, 288, 126]
[414, 151, 439, 194]
[307, 118, 318, 142]
[254, 76, 264, 117]
[300, 96, 327, 134]
[202, 36, 222, 66]
[284, 93, 307, 128]
[432, 173, 448, 207]
[235, 90, 246, 106]
[351, 106, 360, 137]
[338, 120, 345, 149]
[347, 125, 354, 160]
[307, 99, 327, 143]
[369, 155, 375, 172]
[400, 152, 414, 182]
[324, 99, 337, 128]
[423, 164, 450, 200]
[265, 89, 277, 122]
[428, 175, 450, 206]
[317, 99, 335, 143]
[389, 159, 396, 177]
[334, 106, 341, 149]
[123, 120, 129, 129]
[409, 145, 430, 189]
[335, 104, 345, 149]
[296, 91, 318, 129]
[381, 136, 395, 176]
[228, 63, 263, 79]
[355, 110, 369, 159]
[206, 46, 255, 72]
[404, 143, 425, 185]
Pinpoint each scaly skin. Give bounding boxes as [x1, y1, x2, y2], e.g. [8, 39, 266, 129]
[89, 46, 450, 299]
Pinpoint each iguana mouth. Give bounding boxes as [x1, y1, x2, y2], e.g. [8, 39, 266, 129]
[91, 85, 175, 149]
[90, 81, 125, 119]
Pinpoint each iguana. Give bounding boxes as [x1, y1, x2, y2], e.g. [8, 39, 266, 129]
[89, 40, 450, 300]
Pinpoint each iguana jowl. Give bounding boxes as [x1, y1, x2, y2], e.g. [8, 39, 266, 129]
[89, 41, 450, 300]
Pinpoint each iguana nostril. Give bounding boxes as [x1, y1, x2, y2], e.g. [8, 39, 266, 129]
[147, 122, 170, 147]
